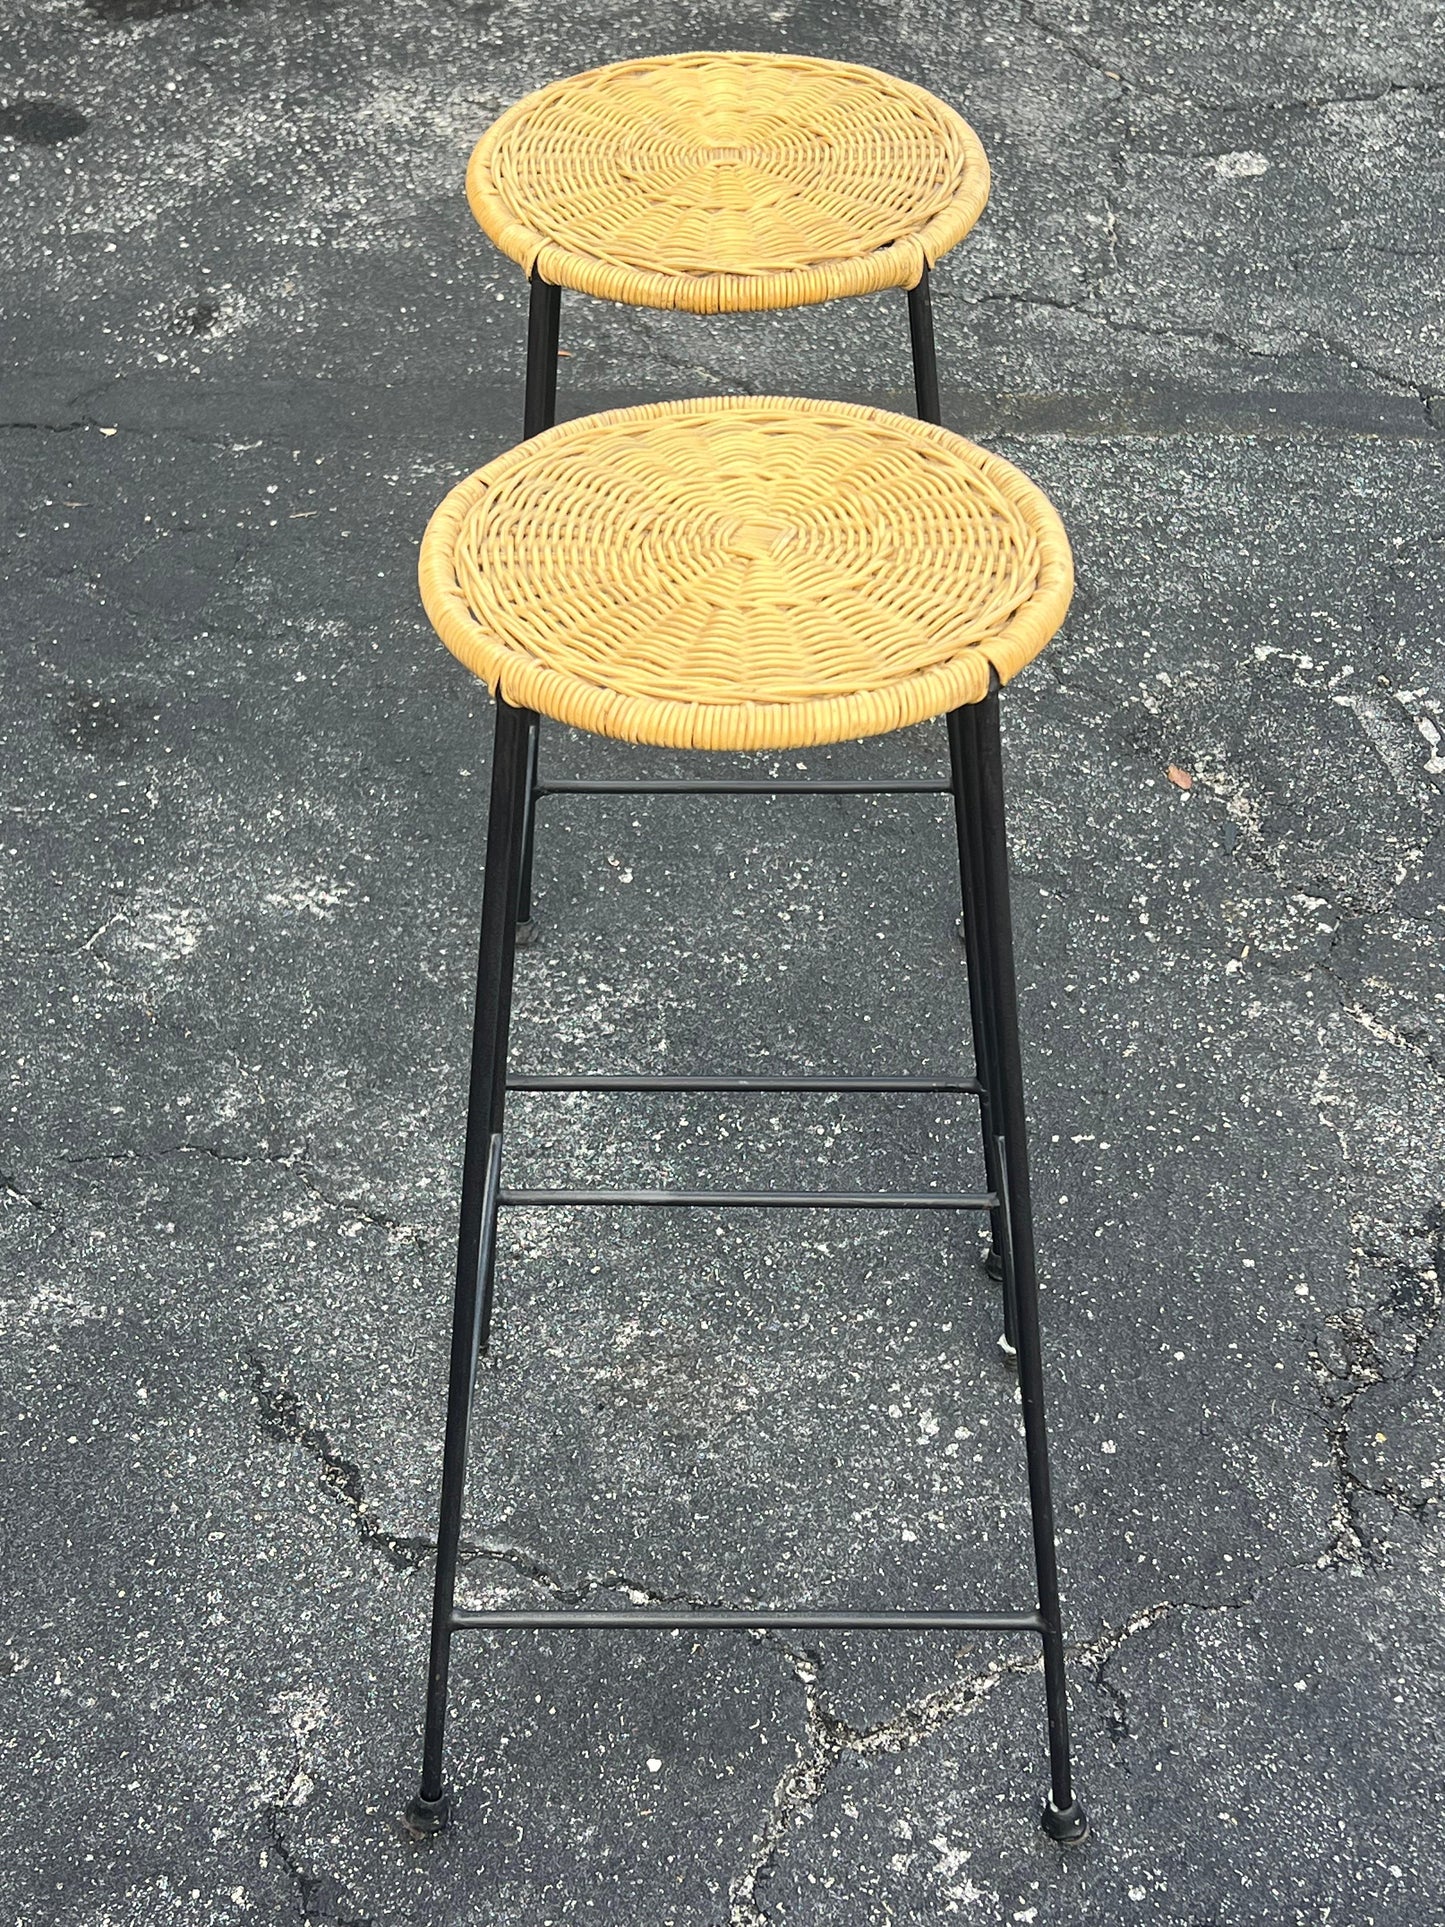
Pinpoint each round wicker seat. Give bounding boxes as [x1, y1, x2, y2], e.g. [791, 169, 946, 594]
[468, 52, 990, 314]
[419, 397, 1072, 752]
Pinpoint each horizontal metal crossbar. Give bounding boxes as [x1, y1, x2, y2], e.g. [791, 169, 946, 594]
[452, 1607, 1045, 1634]
[508, 1073, 982, 1095]
[534, 778, 951, 796]
[499, 1188, 997, 1210]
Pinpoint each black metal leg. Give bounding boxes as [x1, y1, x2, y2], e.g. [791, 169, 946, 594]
[523, 270, 562, 438]
[946, 706, 1018, 1352]
[971, 688, 1087, 1842]
[515, 718, 540, 945]
[906, 266, 941, 425]
[515, 272, 561, 945]
[406, 696, 535, 1837]
[911, 272, 1011, 1324]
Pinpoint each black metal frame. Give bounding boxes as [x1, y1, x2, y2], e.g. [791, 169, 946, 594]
[405, 271, 1087, 1848]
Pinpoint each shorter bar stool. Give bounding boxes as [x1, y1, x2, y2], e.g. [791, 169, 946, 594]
[404, 395, 1088, 1848]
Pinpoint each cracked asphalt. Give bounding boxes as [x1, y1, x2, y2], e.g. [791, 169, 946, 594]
[2, 1, 1443, 1922]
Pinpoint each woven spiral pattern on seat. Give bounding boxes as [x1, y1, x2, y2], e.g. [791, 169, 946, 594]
[420, 398, 1072, 753]
[468, 53, 989, 313]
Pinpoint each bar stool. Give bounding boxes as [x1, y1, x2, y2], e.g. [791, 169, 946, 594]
[465, 48, 1008, 1274]
[403, 394, 1088, 1847]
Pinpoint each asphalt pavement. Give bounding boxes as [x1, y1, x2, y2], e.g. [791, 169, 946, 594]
[2, 2, 1442, 1922]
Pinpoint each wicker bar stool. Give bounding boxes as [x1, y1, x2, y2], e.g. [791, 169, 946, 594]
[403, 395, 1088, 1848]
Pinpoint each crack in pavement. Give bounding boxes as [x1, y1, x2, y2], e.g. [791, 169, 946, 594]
[727, 1641, 1048, 1925]
[1307, 1213, 1444, 1566]
[247, 1353, 436, 1575]
[1015, 8, 1441, 114]
[0, 416, 266, 449]
[1080, 1600, 1176, 1758]
[629, 316, 759, 397]
[1335, 996, 1445, 1078]
[5, 384, 1439, 456]
[263, 1795, 324, 1924]
[292, 1165, 431, 1249]
[1264, 80, 1445, 112]
[1077, 1594, 1259, 1764]
[244, 1352, 730, 1611]
[730, 1573, 1313, 1922]
[0, 417, 120, 435]
[257, 1689, 374, 1926]
[964, 291, 1439, 412]
[2, 1173, 49, 1215]
[44, 1138, 432, 1247]
[1018, 0, 1140, 91]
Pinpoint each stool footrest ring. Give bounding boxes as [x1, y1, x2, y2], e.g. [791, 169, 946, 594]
[499, 1188, 997, 1211]
[508, 1073, 982, 1095]
[451, 1608, 1045, 1634]
[535, 778, 952, 795]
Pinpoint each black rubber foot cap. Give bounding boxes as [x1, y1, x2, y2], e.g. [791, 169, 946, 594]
[514, 920, 536, 950]
[403, 1790, 453, 1838]
[983, 1247, 1005, 1282]
[1042, 1798, 1089, 1844]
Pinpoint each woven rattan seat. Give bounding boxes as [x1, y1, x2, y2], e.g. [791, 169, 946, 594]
[419, 396, 1071, 752]
[468, 53, 990, 314]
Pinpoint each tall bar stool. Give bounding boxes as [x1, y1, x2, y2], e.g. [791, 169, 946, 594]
[403, 394, 1088, 1847]
[465, 49, 1012, 1283]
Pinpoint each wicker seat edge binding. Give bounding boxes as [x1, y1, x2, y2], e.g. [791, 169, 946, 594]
[468, 51, 990, 313]
[418, 396, 1073, 752]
